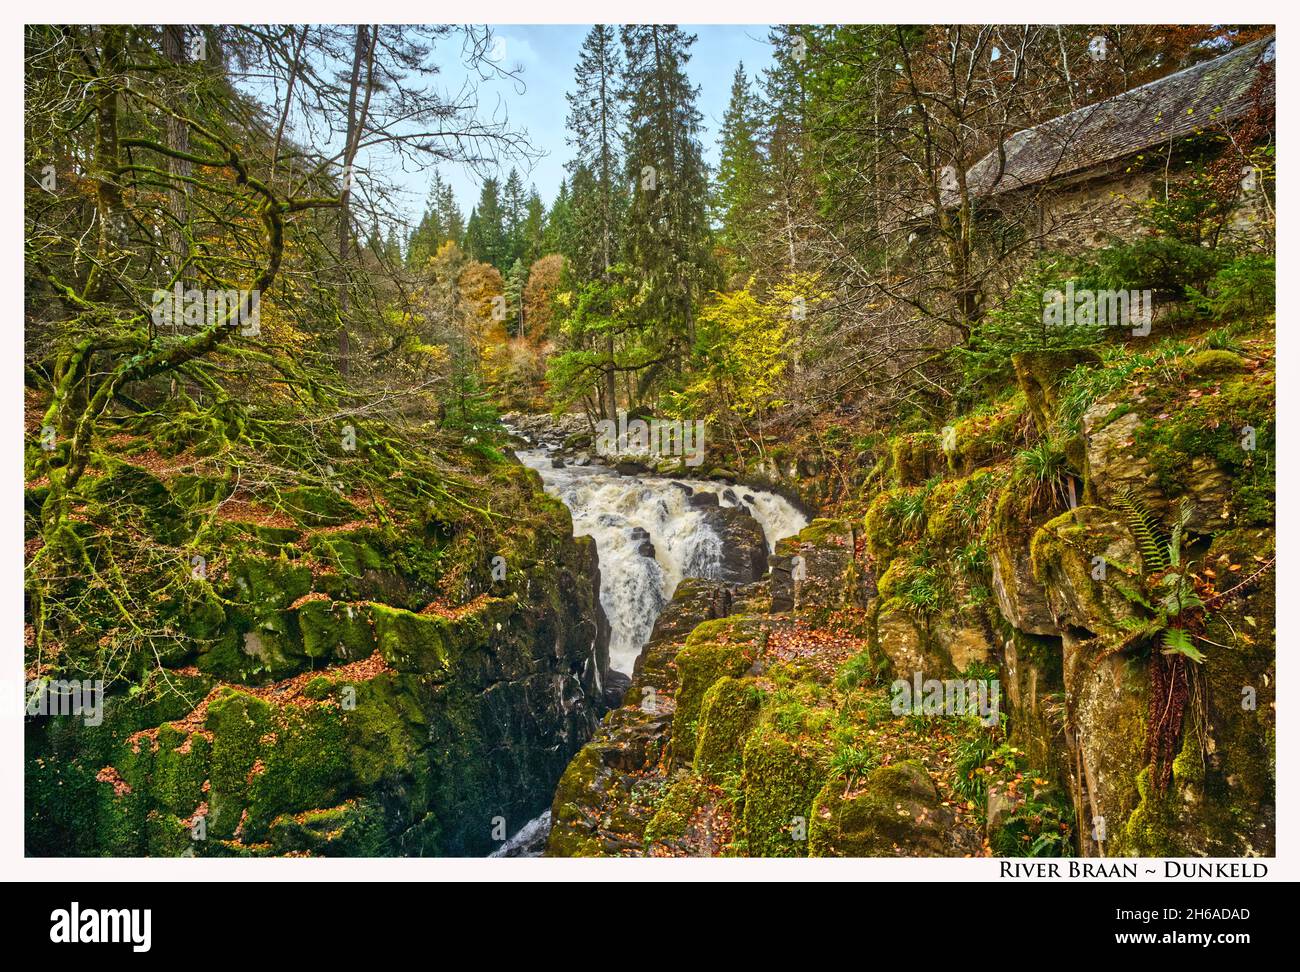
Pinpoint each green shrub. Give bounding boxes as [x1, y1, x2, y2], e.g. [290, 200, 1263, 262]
[1090, 237, 1225, 295]
[1189, 253, 1275, 320]
[952, 259, 1102, 400]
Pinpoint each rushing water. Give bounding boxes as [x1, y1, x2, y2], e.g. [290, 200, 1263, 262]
[514, 445, 807, 674]
[495, 426, 807, 857]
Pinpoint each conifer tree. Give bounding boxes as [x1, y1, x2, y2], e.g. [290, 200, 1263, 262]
[566, 24, 627, 416]
[618, 24, 714, 394]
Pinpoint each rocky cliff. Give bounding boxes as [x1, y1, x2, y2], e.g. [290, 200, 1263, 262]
[547, 323, 1275, 857]
[25, 409, 611, 857]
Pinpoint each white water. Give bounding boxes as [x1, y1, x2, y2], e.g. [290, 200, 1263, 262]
[489, 810, 552, 858]
[516, 447, 807, 674]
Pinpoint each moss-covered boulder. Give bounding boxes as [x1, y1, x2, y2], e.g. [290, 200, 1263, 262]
[989, 477, 1059, 636]
[296, 599, 376, 661]
[670, 617, 763, 763]
[890, 432, 945, 486]
[740, 722, 828, 857]
[809, 761, 956, 856]
[1013, 348, 1101, 433]
[643, 774, 731, 855]
[945, 393, 1027, 475]
[1030, 505, 1142, 645]
[873, 596, 929, 677]
[693, 676, 762, 779]
[546, 705, 673, 857]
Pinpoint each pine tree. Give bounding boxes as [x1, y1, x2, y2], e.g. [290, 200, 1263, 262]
[760, 25, 814, 276]
[566, 24, 628, 417]
[566, 24, 625, 282]
[407, 172, 460, 270]
[543, 180, 574, 256]
[619, 24, 714, 391]
[505, 258, 528, 337]
[435, 175, 464, 247]
[463, 208, 482, 261]
[464, 177, 508, 270]
[502, 168, 527, 265]
[522, 189, 546, 265]
[714, 63, 767, 281]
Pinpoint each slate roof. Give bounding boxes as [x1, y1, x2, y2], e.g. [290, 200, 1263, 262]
[948, 35, 1275, 206]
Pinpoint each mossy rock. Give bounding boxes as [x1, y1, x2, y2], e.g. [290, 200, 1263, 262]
[671, 636, 759, 763]
[267, 799, 391, 856]
[1085, 360, 1273, 532]
[197, 625, 303, 683]
[946, 393, 1027, 474]
[224, 552, 314, 619]
[1013, 348, 1102, 433]
[871, 596, 929, 678]
[693, 676, 762, 779]
[205, 689, 274, 839]
[1029, 505, 1142, 646]
[988, 474, 1059, 636]
[241, 704, 351, 841]
[809, 760, 954, 856]
[1116, 528, 1275, 856]
[296, 599, 376, 661]
[369, 598, 514, 675]
[278, 487, 361, 527]
[1000, 629, 1068, 785]
[890, 432, 945, 486]
[1184, 349, 1247, 377]
[1060, 631, 1147, 855]
[644, 774, 719, 851]
[146, 725, 212, 817]
[739, 722, 828, 857]
[341, 673, 430, 790]
[863, 486, 926, 562]
[924, 469, 999, 547]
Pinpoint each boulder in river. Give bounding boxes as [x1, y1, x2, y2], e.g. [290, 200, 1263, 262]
[702, 506, 768, 584]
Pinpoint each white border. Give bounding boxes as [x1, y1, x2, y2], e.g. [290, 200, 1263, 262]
[3, 2, 1293, 881]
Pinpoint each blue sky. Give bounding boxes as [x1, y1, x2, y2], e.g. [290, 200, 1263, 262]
[387, 24, 777, 227]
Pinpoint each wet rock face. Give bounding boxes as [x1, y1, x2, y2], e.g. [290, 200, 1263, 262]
[25, 455, 613, 859]
[708, 506, 770, 584]
[548, 579, 735, 857]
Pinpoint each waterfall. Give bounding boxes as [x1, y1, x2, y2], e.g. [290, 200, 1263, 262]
[515, 447, 808, 674]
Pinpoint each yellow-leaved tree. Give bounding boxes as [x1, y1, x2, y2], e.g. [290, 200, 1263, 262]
[669, 272, 829, 457]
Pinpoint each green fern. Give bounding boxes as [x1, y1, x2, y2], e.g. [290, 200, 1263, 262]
[1161, 626, 1206, 663]
[1116, 488, 1169, 571]
[1167, 497, 1195, 567]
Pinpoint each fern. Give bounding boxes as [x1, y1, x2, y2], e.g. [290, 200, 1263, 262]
[1161, 627, 1206, 663]
[1167, 497, 1195, 567]
[1116, 488, 1169, 571]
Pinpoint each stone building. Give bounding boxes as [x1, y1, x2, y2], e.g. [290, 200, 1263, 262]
[949, 35, 1276, 251]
